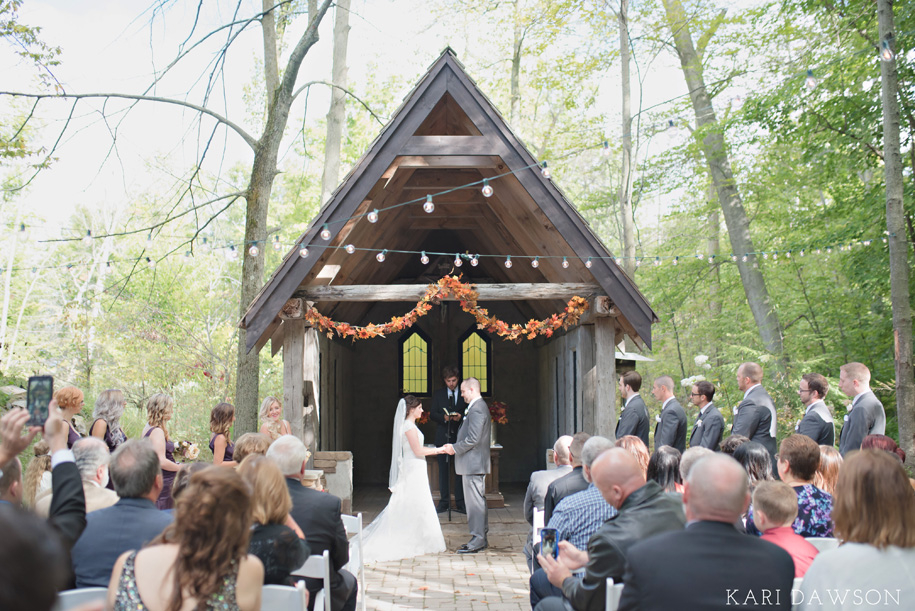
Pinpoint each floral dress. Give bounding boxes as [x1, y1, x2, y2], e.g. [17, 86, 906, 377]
[745, 484, 834, 537]
[113, 551, 240, 610]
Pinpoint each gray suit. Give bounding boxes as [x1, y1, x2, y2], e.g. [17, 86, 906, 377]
[838, 390, 886, 456]
[524, 465, 573, 525]
[731, 385, 777, 470]
[453, 396, 492, 547]
[796, 400, 835, 446]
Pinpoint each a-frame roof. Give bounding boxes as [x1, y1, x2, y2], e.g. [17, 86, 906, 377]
[241, 48, 658, 352]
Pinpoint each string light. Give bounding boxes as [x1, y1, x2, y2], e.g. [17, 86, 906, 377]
[420, 251, 429, 265]
[147, 232, 153, 242]
[615, 257, 621, 265]
[531, 257, 540, 268]
[654, 257, 661, 266]
[146, 256, 156, 268]
[82, 230, 92, 246]
[376, 249, 387, 263]
[201, 237, 210, 253]
[248, 243, 259, 257]
[423, 195, 435, 214]
[880, 40, 894, 62]
[228, 245, 238, 260]
[561, 257, 569, 269]
[585, 257, 592, 269]
[320, 224, 332, 240]
[367, 209, 379, 223]
[184, 251, 192, 258]
[504, 255, 512, 268]
[730, 255, 737, 262]
[742, 255, 748, 262]
[674, 256, 680, 265]
[454, 253, 463, 267]
[805, 69, 817, 89]
[273, 235, 282, 251]
[481, 179, 494, 198]
[298, 244, 309, 258]
[470, 254, 479, 267]
[19, 223, 25, 232]
[601, 141, 611, 156]
[540, 162, 551, 179]
[636, 258, 642, 267]
[345, 244, 356, 254]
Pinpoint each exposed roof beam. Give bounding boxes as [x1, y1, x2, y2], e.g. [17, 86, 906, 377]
[294, 283, 602, 302]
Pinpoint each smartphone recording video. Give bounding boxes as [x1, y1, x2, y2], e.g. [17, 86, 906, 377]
[541, 527, 558, 559]
[26, 375, 53, 427]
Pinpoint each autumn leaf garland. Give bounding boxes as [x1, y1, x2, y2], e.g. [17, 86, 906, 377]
[305, 274, 590, 342]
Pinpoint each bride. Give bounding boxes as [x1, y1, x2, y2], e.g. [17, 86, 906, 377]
[356, 395, 448, 564]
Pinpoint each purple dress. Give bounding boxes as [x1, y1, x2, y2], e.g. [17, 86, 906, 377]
[209, 434, 235, 463]
[143, 426, 176, 510]
[66, 422, 81, 449]
[92, 418, 127, 490]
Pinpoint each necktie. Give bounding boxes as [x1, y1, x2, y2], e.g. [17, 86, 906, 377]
[450, 392, 456, 409]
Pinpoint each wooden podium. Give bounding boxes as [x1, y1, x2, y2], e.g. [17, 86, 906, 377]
[425, 445, 504, 508]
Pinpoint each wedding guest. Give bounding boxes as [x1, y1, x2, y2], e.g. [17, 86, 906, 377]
[533, 448, 685, 611]
[615, 435, 650, 477]
[268, 434, 357, 611]
[209, 402, 237, 467]
[36, 437, 118, 517]
[795, 373, 835, 446]
[170, 462, 210, 507]
[89, 389, 128, 453]
[70, 439, 173, 588]
[259, 396, 291, 441]
[141, 393, 180, 509]
[837, 362, 886, 456]
[719, 434, 750, 456]
[0, 504, 69, 611]
[813, 445, 842, 496]
[523, 435, 573, 573]
[543, 432, 590, 525]
[651, 376, 687, 452]
[238, 455, 310, 586]
[861, 433, 907, 462]
[617, 455, 793, 611]
[56, 386, 85, 449]
[688, 380, 724, 450]
[731, 362, 778, 473]
[234, 432, 271, 464]
[797, 450, 915, 610]
[647, 446, 683, 494]
[746, 434, 833, 538]
[616, 371, 650, 447]
[106, 468, 263, 610]
[753, 481, 819, 577]
[22, 439, 53, 507]
[733, 440, 773, 490]
[679, 446, 713, 482]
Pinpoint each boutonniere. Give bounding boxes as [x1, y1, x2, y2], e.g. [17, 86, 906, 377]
[696, 419, 703, 427]
[844, 414, 850, 421]
[655, 415, 661, 423]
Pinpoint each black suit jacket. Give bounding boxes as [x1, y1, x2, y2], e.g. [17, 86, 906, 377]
[654, 398, 687, 452]
[48, 461, 86, 552]
[689, 403, 724, 451]
[796, 401, 835, 446]
[618, 520, 794, 611]
[616, 395, 649, 448]
[838, 391, 886, 456]
[286, 479, 355, 611]
[731, 385, 778, 465]
[543, 466, 588, 526]
[429, 387, 468, 445]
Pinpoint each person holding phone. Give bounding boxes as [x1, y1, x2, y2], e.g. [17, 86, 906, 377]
[142, 393, 181, 509]
[56, 386, 85, 449]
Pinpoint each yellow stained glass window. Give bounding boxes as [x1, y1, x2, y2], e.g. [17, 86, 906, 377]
[462, 331, 490, 394]
[401, 332, 429, 394]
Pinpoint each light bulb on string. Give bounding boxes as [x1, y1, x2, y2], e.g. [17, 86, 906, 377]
[201, 237, 210, 253]
[742, 254, 748, 262]
[273, 235, 282, 251]
[248, 244, 260, 257]
[816, 248, 821, 254]
[82, 230, 92, 246]
[601, 141, 611, 156]
[786, 250, 792, 259]
[470, 255, 479, 267]
[863, 240, 871, 246]
[805, 70, 816, 89]
[667, 119, 676, 130]
[320, 224, 331, 240]
[880, 40, 894, 62]
[730, 255, 737, 262]
[826, 247, 832, 254]
[531, 257, 540, 268]
[228, 246, 238, 261]
[367, 209, 379, 223]
[773, 252, 778, 261]
[636, 258, 642, 267]
[654, 257, 661, 266]
[420, 251, 429, 265]
[298, 244, 309, 259]
[184, 251, 192, 258]
[504, 255, 512, 269]
[585, 257, 592, 269]
[146, 257, 156, 268]
[423, 195, 435, 214]
[454, 253, 463, 267]
[376, 250, 387, 263]
[31, 267, 38, 275]
[345, 244, 356, 254]
[614, 257, 621, 265]
[674, 257, 680, 266]
[763, 252, 769, 259]
[19, 223, 26, 232]
[540, 162, 551, 179]
[481, 179, 494, 198]
[800, 249, 805, 257]
[561, 257, 569, 269]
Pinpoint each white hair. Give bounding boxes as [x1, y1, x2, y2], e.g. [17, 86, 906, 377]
[266, 435, 308, 476]
[73, 437, 110, 481]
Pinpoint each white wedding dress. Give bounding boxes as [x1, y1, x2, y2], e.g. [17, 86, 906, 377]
[354, 417, 446, 564]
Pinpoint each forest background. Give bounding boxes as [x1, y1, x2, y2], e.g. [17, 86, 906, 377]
[1, 0, 912, 466]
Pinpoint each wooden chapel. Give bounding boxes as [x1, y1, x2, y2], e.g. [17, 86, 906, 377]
[240, 49, 658, 486]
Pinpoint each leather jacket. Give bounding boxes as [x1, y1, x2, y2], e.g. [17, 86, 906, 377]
[562, 481, 685, 611]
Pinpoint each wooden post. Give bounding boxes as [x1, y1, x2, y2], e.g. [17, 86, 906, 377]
[283, 317, 306, 442]
[594, 317, 617, 439]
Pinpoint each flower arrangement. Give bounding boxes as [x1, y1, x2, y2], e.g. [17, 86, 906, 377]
[174, 440, 200, 462]
[417, 410, 430, 425]
[305, 274, 590, 343]
[489, 400, 509, 425]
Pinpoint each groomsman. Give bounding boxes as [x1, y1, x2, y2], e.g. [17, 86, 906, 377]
[430, 365, 467, 513]
[731, 362, 778, 472]
[837, 362, 886, 456]
[651, 376, 687, 452]
[688, 381, 724, 451]
[796, 373, 835, 446]
[616, 371, 650, 447]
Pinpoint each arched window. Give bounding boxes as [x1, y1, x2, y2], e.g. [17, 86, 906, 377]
[400, 329, 430, 395]
[461, 328, 492, 396]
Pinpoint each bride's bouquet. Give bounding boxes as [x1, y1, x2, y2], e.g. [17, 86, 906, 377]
[174, 440, 200, 462]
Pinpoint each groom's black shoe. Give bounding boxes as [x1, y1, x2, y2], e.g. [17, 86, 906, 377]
[457, 542, 487, 554]
[453, 504, 466, 514]
[437, 501, 449, 513]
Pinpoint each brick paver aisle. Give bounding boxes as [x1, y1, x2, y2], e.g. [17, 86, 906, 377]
[352, 485, 532, 610]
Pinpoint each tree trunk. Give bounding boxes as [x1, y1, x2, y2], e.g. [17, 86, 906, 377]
[877, 0, 915, 466]
[618, 0, 636, 279]
[509, 0, 523, 123]
[661, 0, 785, 360]
[321, 0, 351, 205]
[235, 0, 333, 436]
[707, 183, 721, 319]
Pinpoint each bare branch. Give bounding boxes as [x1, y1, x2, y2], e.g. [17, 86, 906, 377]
[291, 80, 386, 125]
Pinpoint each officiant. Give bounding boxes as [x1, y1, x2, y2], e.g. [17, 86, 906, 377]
[430, 365, 467, 513]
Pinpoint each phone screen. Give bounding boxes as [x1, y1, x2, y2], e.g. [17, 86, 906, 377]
[541, 527, 558, 559]
[27, 375, 53, 427]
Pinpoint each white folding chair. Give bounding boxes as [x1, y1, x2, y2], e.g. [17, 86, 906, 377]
[292, 549, 332, 611]
[261, 583, 308, 610]
[342, 513, 366, 611]
[533, 507, 545, 546]
[792, 577, 803, 592]
[54, 588, 107, 611]
[605, 578, 624, 611]
[805, 537, 839, 552]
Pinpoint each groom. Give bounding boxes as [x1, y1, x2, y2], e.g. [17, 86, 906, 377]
[445, 377, 491, 554]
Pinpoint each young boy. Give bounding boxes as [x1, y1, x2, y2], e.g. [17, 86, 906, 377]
[752, 480, 820, 577]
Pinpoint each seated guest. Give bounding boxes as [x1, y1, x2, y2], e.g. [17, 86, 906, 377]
[533, 449, 685, 611]
[861, 433, 907, 462]
[70, 439, 173, 588]
[523, 435, 573, 572]
[719, 434, 750, 456]
[169, 462, 210, 509]
[22, 439, 53, 507]
[618, 454, 794, 611]
[239, 455, 310, 585]
[813, 445, 842, 496]
[106, 468, 263, 610]
[679, 446, 713, 482]
[210, 402, 237, 467]
[614, 435, 649, 477]
[797, 450, 915, 610]
[234, 432, 272, 464]
[544, 432, 590, 525]
[733, 440, 773, 490]
[268, 435, 357, 611]
[753, 481, 819, 577]
[0, 506, 69, 611]
[647, 446, 682, 493]
[36, 437, 118, 517]
[746, 434, 833, 537]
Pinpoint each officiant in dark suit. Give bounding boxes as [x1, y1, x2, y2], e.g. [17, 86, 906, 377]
[430, 365, 467, 513]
